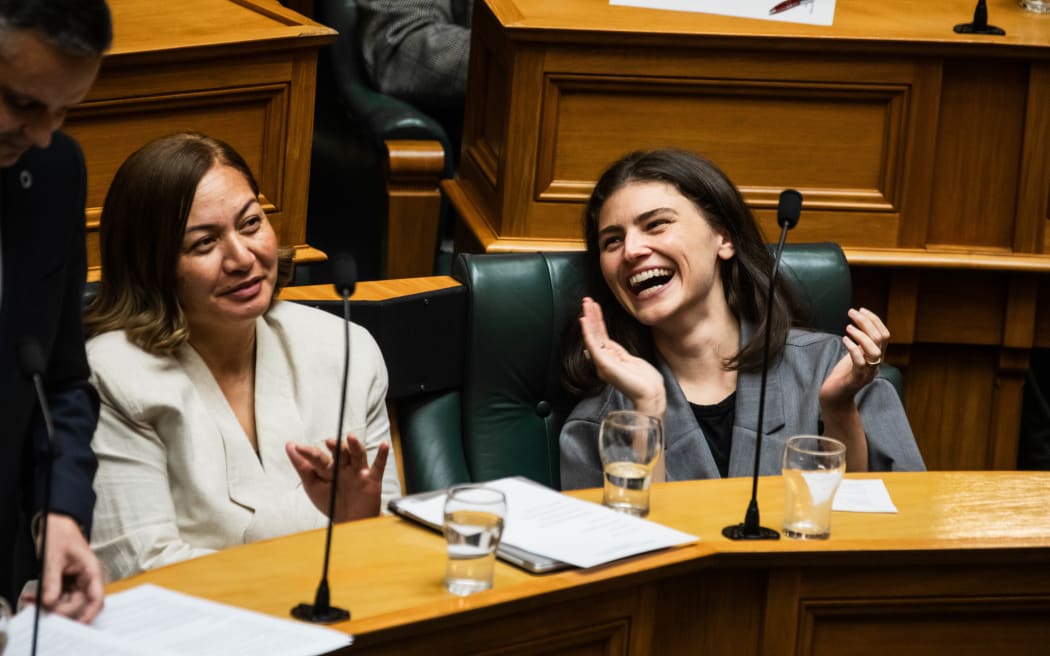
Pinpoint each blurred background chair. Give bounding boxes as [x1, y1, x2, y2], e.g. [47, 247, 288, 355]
[340, 243, 904, 495]
[303, 0, 453, 282]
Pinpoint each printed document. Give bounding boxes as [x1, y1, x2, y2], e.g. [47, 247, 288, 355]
[395, 477, 698, 568]
[610, 0, 836, 27]
[834, 478, 899, 513]
[4, 584, 352, 656]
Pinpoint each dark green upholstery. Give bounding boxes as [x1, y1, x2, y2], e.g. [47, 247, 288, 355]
[394, 243, 901, 493]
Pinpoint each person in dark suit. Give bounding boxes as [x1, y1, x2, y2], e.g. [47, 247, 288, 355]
[0, 0, 112, 622]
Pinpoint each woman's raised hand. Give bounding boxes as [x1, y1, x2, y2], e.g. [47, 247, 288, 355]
[580, 297, 666, 418]
[285, 436, 390, 521]
[819, 307, 891, 408]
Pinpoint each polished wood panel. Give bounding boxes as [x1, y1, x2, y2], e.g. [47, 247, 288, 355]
[384, 141, 446, 279]
[447, 0, 1050, 471]
[107, 472, 1050, 654]
[65, 0, 336, 281]
[278, 276, 460, 302]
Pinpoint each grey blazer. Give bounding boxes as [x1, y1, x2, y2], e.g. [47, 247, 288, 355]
[560, 327, 925, 490]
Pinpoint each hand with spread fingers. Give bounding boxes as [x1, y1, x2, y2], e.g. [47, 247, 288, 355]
[286, 436, 390, 521]
[580, 297, 666, 419]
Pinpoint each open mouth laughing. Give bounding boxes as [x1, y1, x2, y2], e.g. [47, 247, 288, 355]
[628, 267, 674, 296]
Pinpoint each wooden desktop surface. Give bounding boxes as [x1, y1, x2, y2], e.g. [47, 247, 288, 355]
[482, 0, 1049, 47]
[278, 277, 461, 303]
[106, 471, 1050, 654]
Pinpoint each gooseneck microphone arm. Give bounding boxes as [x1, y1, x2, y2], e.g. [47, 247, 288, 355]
[19, 340, 55, 656]
[722, 189, 802, 541]
[292, 254, 357, 624]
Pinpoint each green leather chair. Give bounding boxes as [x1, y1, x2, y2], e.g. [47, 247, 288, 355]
[384, 243, 902, 494]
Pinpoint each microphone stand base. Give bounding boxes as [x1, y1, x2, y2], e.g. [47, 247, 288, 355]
[291, 602, 351, 624]
[953, 22, 1005, 35]
[721, 523, 781, 541]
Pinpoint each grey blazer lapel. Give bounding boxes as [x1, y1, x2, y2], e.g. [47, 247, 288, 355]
[730, 361, 789, 472]
[728, 325, 788, 477]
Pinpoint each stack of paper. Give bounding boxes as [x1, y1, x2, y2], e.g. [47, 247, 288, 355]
[4, 584, 352, 656]
[392, 477, 698, 570]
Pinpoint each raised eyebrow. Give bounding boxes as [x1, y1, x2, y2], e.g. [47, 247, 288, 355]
[597, 207, 675, 238]
[238, 198, 261, 217]
[635, 207, 675, 224]
[183, 223, 217, 235]
[183, 198, 259, 234]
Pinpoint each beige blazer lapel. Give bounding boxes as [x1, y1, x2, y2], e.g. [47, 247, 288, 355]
[175, 318, 310, 523]
[175, 343, 263, 516]
[246, 316, 324, 539]
[253, 314, 310, 471]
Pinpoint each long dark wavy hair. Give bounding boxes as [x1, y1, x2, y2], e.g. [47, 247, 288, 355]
[562, 149, 804, 398]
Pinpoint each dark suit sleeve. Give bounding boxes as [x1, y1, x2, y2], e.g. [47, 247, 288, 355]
[357, 0, 471, 105]
[29, 136, 100, 536]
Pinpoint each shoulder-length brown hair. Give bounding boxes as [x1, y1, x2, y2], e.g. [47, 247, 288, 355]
[563, 149, 805, 398]
[83, 131, 293, 355]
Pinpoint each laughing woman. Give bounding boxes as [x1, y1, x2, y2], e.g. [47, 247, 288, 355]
[83, 132, 401, 580]
[559, 149, 924, 489]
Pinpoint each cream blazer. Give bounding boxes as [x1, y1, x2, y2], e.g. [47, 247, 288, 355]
[87, 301, 402, 581]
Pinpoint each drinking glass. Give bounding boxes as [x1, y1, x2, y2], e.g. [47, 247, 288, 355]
[598, 410, 664, 517]
[781, 435, 846, 539]
[443, 486, 507, 596]
[1019, 0, 1050, 14]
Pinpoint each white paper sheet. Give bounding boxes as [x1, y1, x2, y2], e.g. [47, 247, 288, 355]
[610, 0, 836, 27]
[5, 584, 352, 656]
[833, 478, 899, 513]
[5, 609, 154, 656]
[396, 477, 698, 569]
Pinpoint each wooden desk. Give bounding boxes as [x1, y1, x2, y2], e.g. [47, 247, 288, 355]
[445, 0, 1050, 472]
[64, 0, 336, 281]
[108, 471, 1050, 654]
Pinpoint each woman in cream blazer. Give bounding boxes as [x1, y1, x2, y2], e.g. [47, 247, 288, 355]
[84, 132, 401, 581]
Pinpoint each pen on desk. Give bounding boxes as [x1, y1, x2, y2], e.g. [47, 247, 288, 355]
[769, 0, 810, 15]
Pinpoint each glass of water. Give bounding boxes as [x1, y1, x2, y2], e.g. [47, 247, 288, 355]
[599, 410, 664, 517]
[443, 485, 507, 596]
[782, 435, 846, 540]
[1019, 0, 1050, 14]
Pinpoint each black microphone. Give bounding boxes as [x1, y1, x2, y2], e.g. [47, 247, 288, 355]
[722, 189, 802, 541]
[291, 254, 357, 623]
[18, 339, 54, 656]
[953, 0, 1005, 35]
[331, 253, 357, 298]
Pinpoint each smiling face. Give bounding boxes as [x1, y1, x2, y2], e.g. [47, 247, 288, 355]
[597, 180, 735, 332]
[0, 28, 100, 167]
[176, 163, 278, 339]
